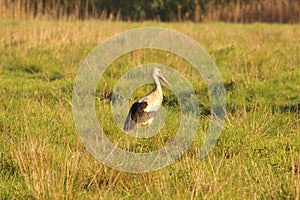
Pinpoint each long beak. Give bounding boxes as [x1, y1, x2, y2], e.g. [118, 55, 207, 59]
[159, 75, 172, 90]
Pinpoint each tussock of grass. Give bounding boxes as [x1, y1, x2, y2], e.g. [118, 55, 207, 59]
[0, 20, 299, 199]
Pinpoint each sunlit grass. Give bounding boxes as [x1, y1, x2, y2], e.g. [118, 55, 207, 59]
[0, 20, 299, 199]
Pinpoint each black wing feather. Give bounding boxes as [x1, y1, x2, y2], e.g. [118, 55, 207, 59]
[124, 102, 150, 131]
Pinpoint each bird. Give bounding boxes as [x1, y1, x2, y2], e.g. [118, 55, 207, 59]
[123, 68, 172, 137]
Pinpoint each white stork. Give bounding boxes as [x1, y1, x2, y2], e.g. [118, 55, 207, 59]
[124, 68, 172, 136]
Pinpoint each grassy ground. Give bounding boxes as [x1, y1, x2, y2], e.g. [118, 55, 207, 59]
[0, 20, 299, 199]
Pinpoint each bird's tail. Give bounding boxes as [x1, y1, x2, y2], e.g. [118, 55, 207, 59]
[124, 114, 136, 132]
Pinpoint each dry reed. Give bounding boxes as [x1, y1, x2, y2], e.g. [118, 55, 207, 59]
[0, 0, 299, 23]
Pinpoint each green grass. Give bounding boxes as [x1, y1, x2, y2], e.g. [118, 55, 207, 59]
[0, 20, 299, 199]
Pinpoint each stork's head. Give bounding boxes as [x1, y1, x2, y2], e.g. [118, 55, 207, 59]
[151, 68, 172, 89]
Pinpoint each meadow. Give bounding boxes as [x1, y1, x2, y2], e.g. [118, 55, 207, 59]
[0, 20, 299, 199]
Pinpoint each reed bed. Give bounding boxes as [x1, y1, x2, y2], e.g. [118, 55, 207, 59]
[0, 0, 300, 23]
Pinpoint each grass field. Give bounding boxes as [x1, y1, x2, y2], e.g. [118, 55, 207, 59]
[0, 20, 299, 199]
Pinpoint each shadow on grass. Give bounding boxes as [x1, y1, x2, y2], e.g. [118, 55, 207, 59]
[274, 103, 300, 114]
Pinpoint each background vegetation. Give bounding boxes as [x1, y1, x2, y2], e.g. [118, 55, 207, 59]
[1, 0, 300, 23]
[0, 19, 299, 199]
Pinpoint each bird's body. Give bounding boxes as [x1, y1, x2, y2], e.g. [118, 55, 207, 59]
[124, 68, 172, 135]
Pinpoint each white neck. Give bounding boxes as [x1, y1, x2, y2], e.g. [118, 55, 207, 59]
[153, 75, 163, 98]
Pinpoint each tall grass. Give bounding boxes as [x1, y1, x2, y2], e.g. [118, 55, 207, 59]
[1, 0, 300, 23]
[203, 0, 300, 23]
[0, 20, 299, 199]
